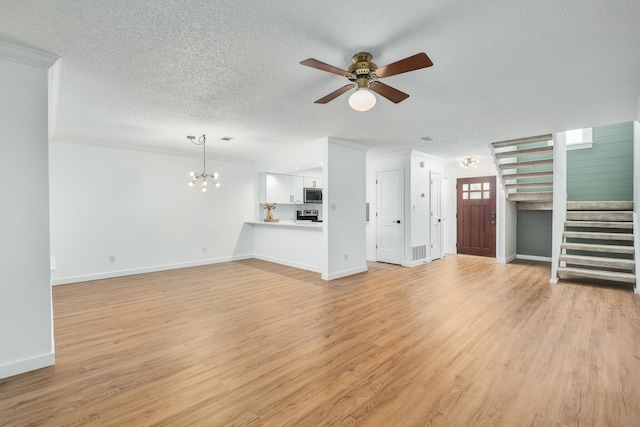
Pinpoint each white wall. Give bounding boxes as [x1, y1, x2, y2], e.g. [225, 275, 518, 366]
[632, 121, 638, 294]
[49, 142, 256, 284]
[322, 138, 368, 280]
[0, 42, 58, 378]
[409, 151, 445, 264]
[634, 121, 639, 216]
[497, 186, 517, 263]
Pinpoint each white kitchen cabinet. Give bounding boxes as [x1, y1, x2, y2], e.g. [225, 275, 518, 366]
[266, 173, 322, 204]
[303, 177, 323, 189]
[276, 174, 293, 203]
[265, 173, 279, 202]
[292, 176, 304, 202]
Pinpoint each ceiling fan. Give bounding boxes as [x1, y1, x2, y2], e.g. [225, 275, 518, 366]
[300, 51, 433, 111]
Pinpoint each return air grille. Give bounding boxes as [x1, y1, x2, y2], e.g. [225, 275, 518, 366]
[412, 244, 427, 261]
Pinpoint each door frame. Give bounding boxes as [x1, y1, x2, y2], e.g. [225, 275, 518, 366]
[430, 171, 442, 260]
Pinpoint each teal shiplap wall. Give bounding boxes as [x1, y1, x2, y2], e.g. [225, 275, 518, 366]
[517, 140, 553, 192]
[567, 122, 634, 201]
[515, 121, 633, 258]
[517, 210, 552, 257]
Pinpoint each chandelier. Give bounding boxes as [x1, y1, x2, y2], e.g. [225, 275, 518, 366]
[459, 157, 479, 168]
[187, 134, 219, 192]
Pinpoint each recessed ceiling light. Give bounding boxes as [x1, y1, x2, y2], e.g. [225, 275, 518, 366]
[420, 136, 436, 142]
[220, 136, 233, 141]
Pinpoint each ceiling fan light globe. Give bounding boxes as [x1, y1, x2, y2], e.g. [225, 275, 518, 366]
[348, 88, 376, 112]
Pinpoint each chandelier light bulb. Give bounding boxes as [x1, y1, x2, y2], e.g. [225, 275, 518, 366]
[215, 182, 220, 188]
[459, 158, 479, 168]
[349, 88, 376, 112]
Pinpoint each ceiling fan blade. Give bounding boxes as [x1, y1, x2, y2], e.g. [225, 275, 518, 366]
[374, 52, 433, 78]
[300, 58, 352, 78]
[370, 81, 410, 104]
[314, 84, 354, 104]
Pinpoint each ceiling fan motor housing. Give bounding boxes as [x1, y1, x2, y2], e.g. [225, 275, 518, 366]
[348, 52, 377, 78]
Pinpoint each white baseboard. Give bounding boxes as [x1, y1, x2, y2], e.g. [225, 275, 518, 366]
[252, 254, 321, 273]
[0, 352, 55, 379]
[321, 265, 368, 281]
[402, 259, 428, 268]
[516, 254, 552, 262]
[497, 254, 517, 264]
[51, 254, 254, 285]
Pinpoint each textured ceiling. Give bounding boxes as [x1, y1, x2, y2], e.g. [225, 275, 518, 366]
[1, 0, 639, 167]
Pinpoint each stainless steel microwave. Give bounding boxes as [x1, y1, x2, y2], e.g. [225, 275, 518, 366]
[303, 187, 323, 203]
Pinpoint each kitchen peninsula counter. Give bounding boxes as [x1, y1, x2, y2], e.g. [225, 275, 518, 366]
[246, 220, 322, 273]
[245, 220, 323, 229]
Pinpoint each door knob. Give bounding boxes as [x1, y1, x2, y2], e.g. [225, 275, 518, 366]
[396, 220, 401, 224]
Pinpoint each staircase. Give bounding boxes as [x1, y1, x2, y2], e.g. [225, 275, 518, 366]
[490, 134, 554, 210]
[557, 201, 636, 285]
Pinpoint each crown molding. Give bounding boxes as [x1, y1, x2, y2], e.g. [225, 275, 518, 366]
[0, 41, 59, 69]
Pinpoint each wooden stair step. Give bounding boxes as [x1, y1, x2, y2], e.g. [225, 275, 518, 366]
[491, 134, 553, 148]
[557, 267, 636, 284]
[566, 201, 633, 211]
[563, 231, 635, 241]
[561, 242, 635, 254]
[508, 192, 553, 202]
[564, 221, 633, 229]
[559, 254, 636, 269]
[517, 202, 553, 211]
[495, 145, 554, 159]
[499, 158, 554, 170]
[502, 171, 554, 181]
[566, 211, 633, 222]
[505, 181, 553, 189]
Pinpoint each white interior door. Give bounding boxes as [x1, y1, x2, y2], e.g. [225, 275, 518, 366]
[430, 171, 442, 260]
[376, 169, 403, 264]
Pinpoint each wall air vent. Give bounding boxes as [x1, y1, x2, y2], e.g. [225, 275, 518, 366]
[220, 136, 233, 141]
[420, 136, 436, 142]
[412, 244, 427, 261]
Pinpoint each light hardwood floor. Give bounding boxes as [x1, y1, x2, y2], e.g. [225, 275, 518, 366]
[1, 256, 639, 426]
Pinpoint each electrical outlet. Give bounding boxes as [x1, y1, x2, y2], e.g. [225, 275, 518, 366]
[202, 247, 207, 253]
[344, 253, 348, 261]
[109, 256, 115, 263]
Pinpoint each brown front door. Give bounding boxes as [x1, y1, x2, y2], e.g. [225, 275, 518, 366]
[457, 176, 496, 257]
